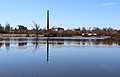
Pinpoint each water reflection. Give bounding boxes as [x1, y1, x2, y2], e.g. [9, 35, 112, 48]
[0, 37, 120, 63]
[0, 42, 4, 48]
[17, 42, 27, 46]
[5, 42, 10, 50]
[46, 38, 49, 63]
[0, 37, 120, 77]
[0, 37, 120, 48]
[32, 37, 39, 50]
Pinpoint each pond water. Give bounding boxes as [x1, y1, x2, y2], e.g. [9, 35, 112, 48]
[0, 37, 120, 77]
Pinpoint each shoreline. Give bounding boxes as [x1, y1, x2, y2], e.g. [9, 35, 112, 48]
[0, 34, 119, 40]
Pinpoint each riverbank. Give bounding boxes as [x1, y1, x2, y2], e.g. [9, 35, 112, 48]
[0, 34, 120, 41]
[105, 36, 120, 40]
[0, 34, 44, 37]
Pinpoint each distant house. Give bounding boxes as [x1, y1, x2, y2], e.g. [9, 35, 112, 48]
[72, 28, 80, 31]
[16, 25, 27, 30]
[52, 27, 64, 31]
[82, 33, 97, 36]
[15, 25, 28, 34]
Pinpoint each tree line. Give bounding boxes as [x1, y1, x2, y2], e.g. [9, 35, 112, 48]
[0, 23, 120, 38]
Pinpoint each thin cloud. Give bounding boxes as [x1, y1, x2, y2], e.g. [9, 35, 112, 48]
[100, 2, 118, 7]
[96, 2, 120, 7]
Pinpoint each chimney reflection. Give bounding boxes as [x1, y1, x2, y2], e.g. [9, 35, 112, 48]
[46, 38, 49, 63]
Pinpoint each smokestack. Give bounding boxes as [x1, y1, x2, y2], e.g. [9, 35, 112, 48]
[47, 10, 49, 30]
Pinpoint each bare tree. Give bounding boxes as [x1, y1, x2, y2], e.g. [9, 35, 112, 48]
[32, 21, 40, 37]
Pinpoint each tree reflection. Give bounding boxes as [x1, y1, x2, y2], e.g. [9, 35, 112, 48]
[0, 37, 120, 48]
[5, 42, 10, 50]
[0, 43, 4, 48]
[32, 37, 39, 50]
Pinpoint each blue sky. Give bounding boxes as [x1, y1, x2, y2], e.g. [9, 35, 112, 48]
[0, 0, 120, 29]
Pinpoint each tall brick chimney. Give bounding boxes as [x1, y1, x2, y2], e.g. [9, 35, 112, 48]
[47, 10, 49, 30]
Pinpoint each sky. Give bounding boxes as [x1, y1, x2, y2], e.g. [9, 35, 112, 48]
[0, 0, 120, 29]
